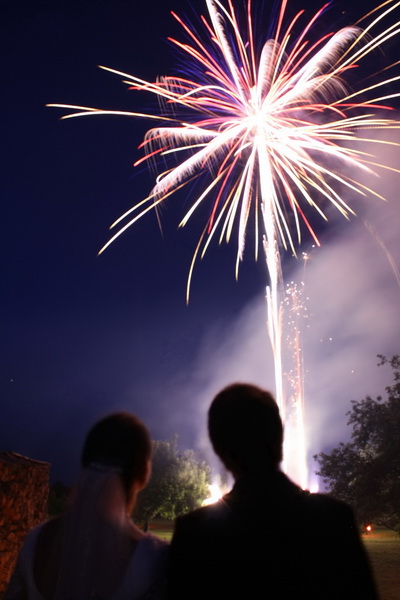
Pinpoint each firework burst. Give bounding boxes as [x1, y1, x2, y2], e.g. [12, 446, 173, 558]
[50, 0, 400, 283]
[49, 0, 400, 485]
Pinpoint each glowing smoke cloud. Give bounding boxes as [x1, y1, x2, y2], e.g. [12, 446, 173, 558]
[50, 0, 400, 486]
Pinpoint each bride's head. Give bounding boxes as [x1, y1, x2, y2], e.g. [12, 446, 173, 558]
[81, 412, 152, 509]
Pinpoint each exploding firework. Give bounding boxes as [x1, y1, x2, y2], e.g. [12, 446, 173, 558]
[49, 0, 400, 486]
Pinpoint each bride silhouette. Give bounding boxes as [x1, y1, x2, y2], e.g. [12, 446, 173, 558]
[6, 412, 168, 600]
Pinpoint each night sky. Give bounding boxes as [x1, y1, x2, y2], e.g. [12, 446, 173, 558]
[2, 0, 400, 486]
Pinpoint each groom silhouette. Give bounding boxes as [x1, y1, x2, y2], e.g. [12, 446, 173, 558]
[168, 383, 377, 600]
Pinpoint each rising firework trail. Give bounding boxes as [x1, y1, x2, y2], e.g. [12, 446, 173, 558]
[283, 277, 309, 488]
[49, 0, 400, 485]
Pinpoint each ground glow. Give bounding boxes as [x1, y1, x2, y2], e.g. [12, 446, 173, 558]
[202, 474, 231, 505]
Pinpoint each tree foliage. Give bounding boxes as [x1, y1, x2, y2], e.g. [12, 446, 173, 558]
[134, 436, 211, 529]
[315, 355, 400, 532]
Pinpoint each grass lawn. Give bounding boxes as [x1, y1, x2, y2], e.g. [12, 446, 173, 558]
[148, 518, 174, 542]
[362, 528, 400, 600]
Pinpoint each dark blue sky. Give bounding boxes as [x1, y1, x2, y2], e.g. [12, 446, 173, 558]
[1, 0, 399, 485]
[1, 0, 267, 482]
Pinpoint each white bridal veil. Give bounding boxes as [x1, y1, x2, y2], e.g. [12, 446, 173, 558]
[53, 464, 137, 600]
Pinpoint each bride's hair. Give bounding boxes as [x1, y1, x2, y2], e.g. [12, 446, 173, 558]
[81, 412, 152, 495]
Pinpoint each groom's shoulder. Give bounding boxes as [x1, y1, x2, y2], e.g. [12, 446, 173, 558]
[175, 499, 230, 529]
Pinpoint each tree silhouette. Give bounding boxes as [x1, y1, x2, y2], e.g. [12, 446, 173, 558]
[315, 355, 400, 532]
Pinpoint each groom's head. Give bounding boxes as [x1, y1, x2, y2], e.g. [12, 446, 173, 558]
[208, 383, 283, 477]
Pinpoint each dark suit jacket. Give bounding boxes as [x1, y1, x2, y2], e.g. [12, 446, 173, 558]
[168, 472, 378, 600]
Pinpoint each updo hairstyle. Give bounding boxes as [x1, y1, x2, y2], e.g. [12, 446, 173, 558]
[81, 412, 152, 495]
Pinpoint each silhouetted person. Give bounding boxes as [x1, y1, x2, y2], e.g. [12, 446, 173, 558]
[6, 412, 168, 600]
[168, 383, 378, 600]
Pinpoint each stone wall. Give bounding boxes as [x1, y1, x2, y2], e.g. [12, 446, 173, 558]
[0, 452, 50, 594]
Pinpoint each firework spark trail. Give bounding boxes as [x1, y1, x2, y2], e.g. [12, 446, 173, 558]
[49, 0, 400, 484]
[363, 218, 400, 288]
[283, 279, 309, 488]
